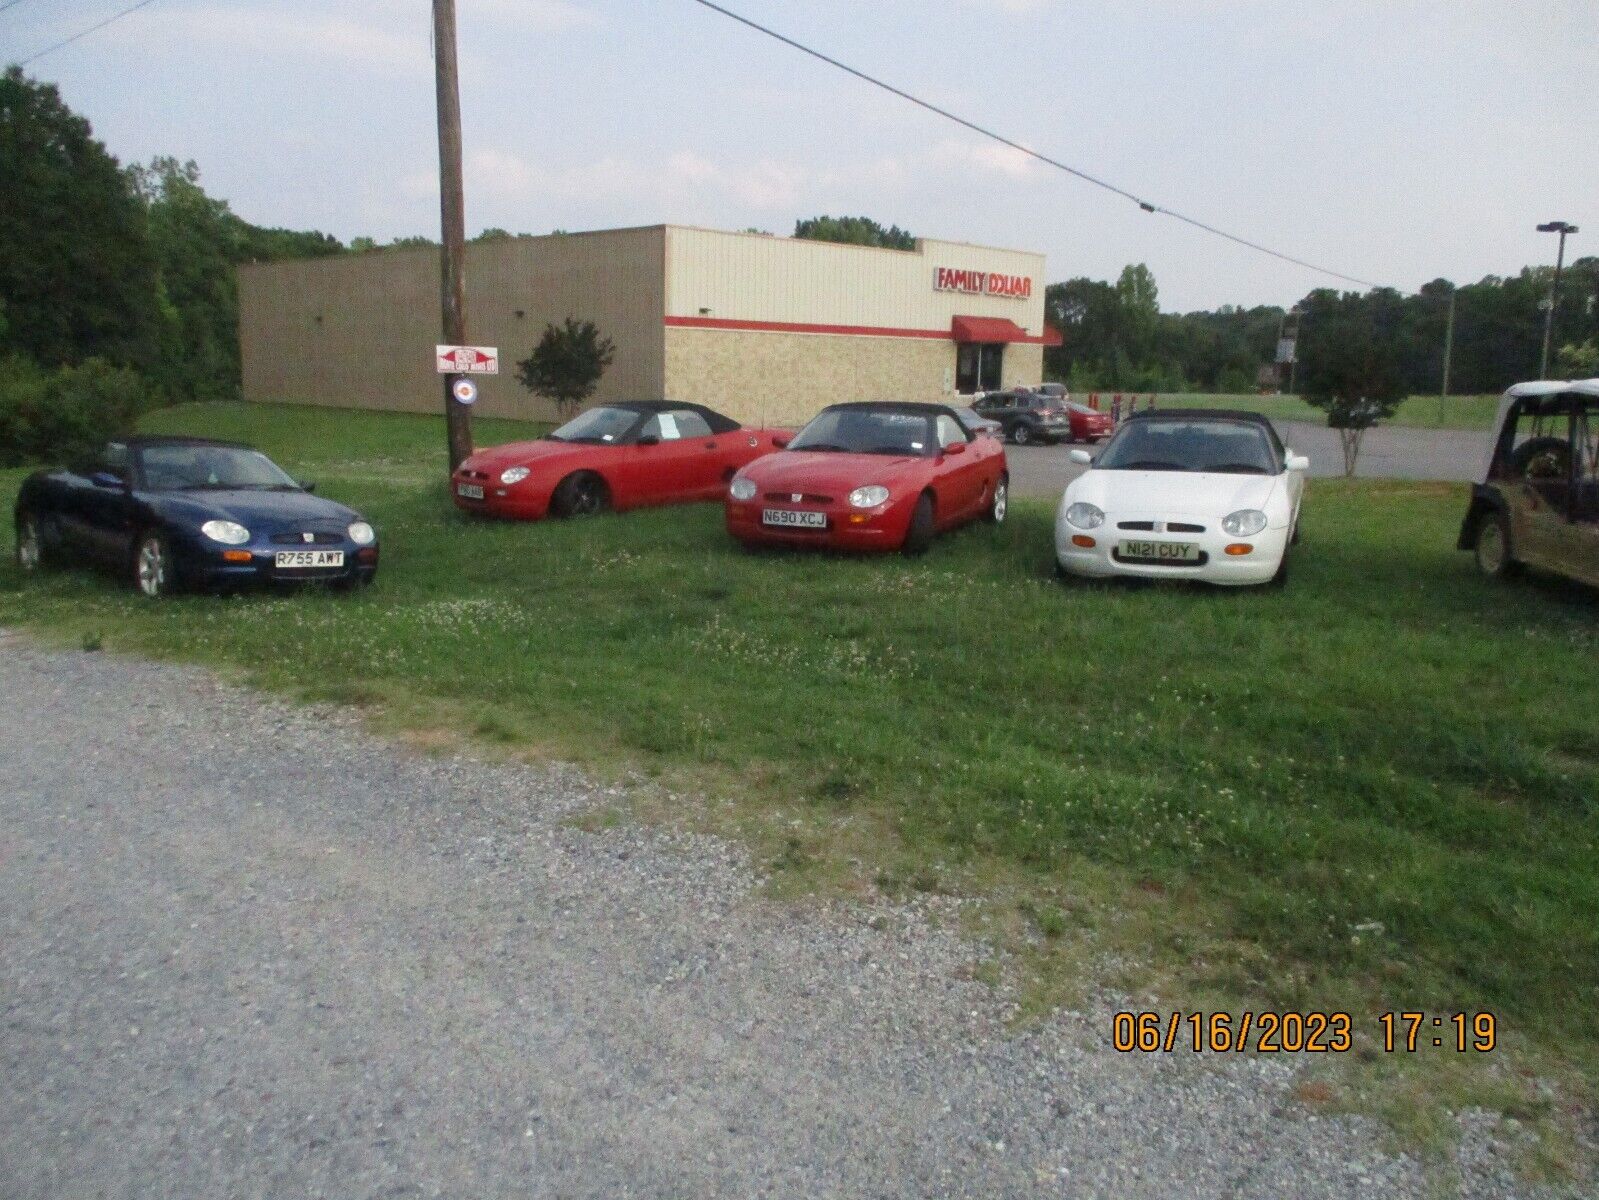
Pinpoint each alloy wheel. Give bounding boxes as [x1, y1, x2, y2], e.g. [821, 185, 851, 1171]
[992, 480, 1008, 523]
[16, 516, 41, 572]
[136, 537, 167, 598]
[1475, 521, 1506, 576]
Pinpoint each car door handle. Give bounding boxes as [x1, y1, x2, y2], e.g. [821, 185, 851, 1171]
[704, 442, 718, 450]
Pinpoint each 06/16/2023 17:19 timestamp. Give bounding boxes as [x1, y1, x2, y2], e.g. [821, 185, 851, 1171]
[1111, 1011, 1498, 1054]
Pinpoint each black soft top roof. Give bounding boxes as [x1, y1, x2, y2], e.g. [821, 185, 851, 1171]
[599, 400, 741, 432]
[821, 401, 958, 417]
[118, 435, 253, 450]
[1124, 408, 1277, 428]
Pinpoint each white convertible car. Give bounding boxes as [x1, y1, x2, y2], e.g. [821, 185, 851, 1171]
[1054, 409, 1308, 587]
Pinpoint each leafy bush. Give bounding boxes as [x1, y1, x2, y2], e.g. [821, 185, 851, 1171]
[0, 355, 149, 467]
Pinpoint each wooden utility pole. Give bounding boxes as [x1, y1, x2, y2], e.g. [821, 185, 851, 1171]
[433, 0, 474, 468]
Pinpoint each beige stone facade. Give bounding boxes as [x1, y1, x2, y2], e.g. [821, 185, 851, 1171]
[238, 224, 1053, 427]
[664, 327, 1042, 427]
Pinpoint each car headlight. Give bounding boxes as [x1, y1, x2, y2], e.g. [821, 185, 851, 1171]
[200, 520, 250, 545]
[348, 521, 376, 546]
[848, 485, 890, 509]
[1221, 509, 1267, 537]
[500, 466, 530, 485]
[729, 477, 757, 501]
[1064, 502, 1104, 530]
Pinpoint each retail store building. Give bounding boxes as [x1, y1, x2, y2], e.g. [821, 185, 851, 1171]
[239, 224, 1059, 427]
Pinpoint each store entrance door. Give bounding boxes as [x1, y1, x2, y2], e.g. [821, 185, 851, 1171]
[956, 343, 1005, 394]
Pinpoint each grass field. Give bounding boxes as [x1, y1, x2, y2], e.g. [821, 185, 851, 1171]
[3, 402, 1595, 1166]
[1138, 392, 1502, 430]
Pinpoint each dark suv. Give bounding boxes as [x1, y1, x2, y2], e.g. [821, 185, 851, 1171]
[1459, 381, 1597, 588]
[971, 390, 1071, 445]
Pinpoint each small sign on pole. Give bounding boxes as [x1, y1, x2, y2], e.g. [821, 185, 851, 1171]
[436, 345, 499, 374]
[451, 378, 478, 406]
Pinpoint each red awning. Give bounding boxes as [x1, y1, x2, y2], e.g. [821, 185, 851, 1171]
[1042, 325, 1064, 347]
[951, 315, 1030, 344]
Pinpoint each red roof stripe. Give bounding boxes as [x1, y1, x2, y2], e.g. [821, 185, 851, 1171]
[663, 314, 1058, 345]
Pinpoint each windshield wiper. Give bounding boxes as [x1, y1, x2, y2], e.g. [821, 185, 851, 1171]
[864, 446, 917, 456]
[1115, 460, 1188, 471]
[543, 433, 566, 442]
[1205, 463, 1271, 475]
[792, 443, 846, 453]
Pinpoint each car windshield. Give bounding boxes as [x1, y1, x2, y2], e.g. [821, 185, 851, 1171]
[547, 407, 641, 444]
[1067, 402, 1096, 415]
[1094, 419, 1278, 474]
[787, 408, 937, 456]
[138, 444, 300, 490]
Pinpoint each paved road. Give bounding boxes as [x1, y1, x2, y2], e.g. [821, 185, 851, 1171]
[0, 639, 1552, 1199]
[1007, 420, 1489, 500]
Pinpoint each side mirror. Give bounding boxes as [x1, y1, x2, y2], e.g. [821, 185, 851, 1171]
[90, 471, 125, 489]
[637, 434, 661, 447]
[942, 441, 967, 456]
[1069, 449, 1092, 466]
[299, 480, 317, 493]
[1285, 454, 1309, 472]
[772, 436, 790, 450]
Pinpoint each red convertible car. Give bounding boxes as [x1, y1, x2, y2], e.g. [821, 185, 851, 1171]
[725, 401, 1009, 554]
[452, 401, 789, 519]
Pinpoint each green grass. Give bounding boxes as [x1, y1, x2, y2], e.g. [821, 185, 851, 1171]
[3, 401, 1596, 1165]
[1143, 392, 1501, 430]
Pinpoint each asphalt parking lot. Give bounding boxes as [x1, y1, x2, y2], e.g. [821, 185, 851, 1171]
[1005, 420, 1490, 500]
[0, 638, 1550, 1200]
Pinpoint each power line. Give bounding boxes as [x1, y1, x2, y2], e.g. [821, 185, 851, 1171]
[688, 0, 1382, 290]
[18, 0, 161, 67]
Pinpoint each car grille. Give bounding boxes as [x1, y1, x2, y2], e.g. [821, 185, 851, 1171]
[764, 492, 833, 504]
[270, 531, 344, 545]
[458, 468, 491, 481]
[1116, 520, 1206, 533]
[1113, 549, 1209, 567]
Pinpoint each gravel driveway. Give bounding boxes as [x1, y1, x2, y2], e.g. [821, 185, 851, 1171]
[0, 636, 1559, 1198]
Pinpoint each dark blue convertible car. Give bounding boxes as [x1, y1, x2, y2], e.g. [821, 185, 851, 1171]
[13, 436, 380, 597]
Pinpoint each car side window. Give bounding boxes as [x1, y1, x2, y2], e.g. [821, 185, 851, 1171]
[638, 414, 678, 441]
[97, 442, 131, 480]
[936, 414, 968, 449]
[668, 409, 713, 439]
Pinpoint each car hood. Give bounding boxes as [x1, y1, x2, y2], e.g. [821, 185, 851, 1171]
[741, 450, 931, 496]
[1068, 469, 1281, 516]
[147, 488, 362, 532]
[460, 438, 607, 476]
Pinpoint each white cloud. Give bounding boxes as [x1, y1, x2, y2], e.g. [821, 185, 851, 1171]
[133, 6, 430, 72]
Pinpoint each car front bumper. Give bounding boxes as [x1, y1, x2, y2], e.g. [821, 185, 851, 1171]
[725, 499, 913, 552]
[178, 541, 380, 589]
[450, 473, 555, 520]
[1053, 516, 1287, 586]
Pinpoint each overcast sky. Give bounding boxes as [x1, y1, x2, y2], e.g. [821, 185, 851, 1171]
[5, 0, 1595, 312]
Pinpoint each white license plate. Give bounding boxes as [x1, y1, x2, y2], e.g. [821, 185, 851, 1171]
[456, 483, 484, 500]
[762, 508, 827, 529]
[1118, 540, 1200, 562]
[274, 550, 345, 569]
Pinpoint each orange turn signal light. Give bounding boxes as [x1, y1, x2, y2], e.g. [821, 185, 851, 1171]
[848, 513, 869, 524]
[1224, 543, 1253, 556]
[222, 550, 252, 563]
[1071, 535, 1096, 548]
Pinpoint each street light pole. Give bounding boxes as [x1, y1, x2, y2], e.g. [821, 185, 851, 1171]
[433, 0, 474, 469]
[1536, 220, 1578, 380]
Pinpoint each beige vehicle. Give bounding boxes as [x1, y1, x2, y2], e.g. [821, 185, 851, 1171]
[1459, 379, 1599, 588]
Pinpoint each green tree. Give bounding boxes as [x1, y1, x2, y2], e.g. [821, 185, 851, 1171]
[515, 318, 616, 416]
[793, 215, 915, 250]
[0, 67, 160, 369]
[1296, 289, 1408, 475]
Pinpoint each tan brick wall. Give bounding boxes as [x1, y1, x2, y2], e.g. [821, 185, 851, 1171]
[663, 327, 1043, 427]
[238, 226, 666, 422]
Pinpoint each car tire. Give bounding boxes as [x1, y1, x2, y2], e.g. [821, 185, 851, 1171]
[985, 474, 1008, 524]
[1473, 510, 1518, 579]
[902, 492, 935, 556]
[1010, 423, 1032, 446]
[550, 471, 609, 518]
[132, 530, 176, 599]
[15, 510, 49, 573]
